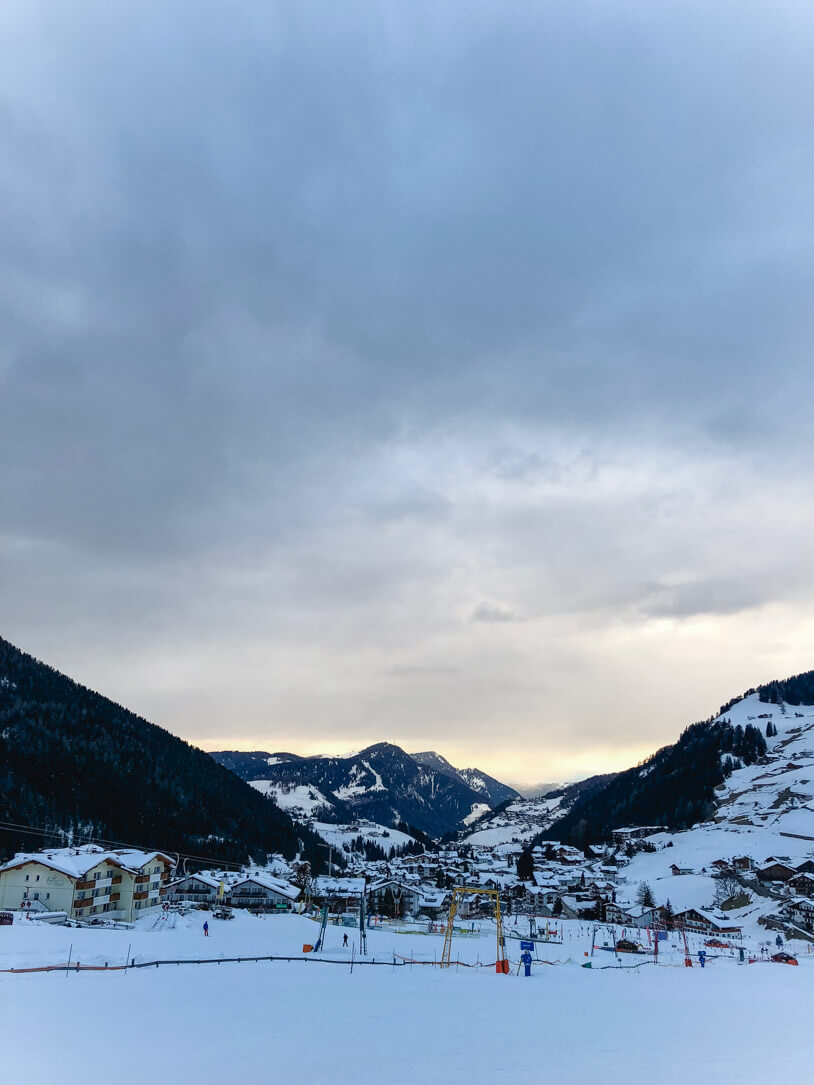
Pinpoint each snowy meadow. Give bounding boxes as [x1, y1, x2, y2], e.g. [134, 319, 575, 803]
[3, 910, 811, 1083]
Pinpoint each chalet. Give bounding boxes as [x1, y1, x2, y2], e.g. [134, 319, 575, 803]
[795, 858, 814, 876]
[168, 872, 223, 906]
[788, 872, 814, 898]
[670, 864, 693, 876]
[415, 889, 448, 919]
[310, 876, 366, 913]
[757, 861, 798, 884]
[672, 908, 742, 936]
[226, 873, 300, 912]
[366, 878, 423, 918]
[732, 856, 754, 872]
[603, 902, 635, 925]
[555, 846, 585, 865]
[784, 897, 814, 934]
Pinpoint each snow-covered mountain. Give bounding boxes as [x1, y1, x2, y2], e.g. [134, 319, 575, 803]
[409, 750, 520, 807]
[210, 742, 516, 837]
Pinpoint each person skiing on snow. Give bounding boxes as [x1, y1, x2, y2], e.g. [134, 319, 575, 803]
[343, 933, 349, 947]
[521, 950, 533, 977]
[203, 921, 209, 937]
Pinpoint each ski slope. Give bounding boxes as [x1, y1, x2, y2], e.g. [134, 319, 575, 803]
[1, 909, 812, 1083]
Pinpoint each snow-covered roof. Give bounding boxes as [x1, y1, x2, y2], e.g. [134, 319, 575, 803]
[0, 845, 172, 880]
[232, 873, 300, 900]
[311, 877, 366, 896]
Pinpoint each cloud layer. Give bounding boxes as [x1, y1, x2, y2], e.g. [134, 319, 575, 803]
[2, 1, 814, 783]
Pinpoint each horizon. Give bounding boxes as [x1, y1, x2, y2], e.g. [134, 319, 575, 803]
[3, 3, 813, 792]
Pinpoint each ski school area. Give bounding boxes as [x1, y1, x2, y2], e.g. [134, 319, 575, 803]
[2, 907, 812, 1083]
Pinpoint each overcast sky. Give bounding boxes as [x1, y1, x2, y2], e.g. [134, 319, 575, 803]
[2, 2, 814, 786]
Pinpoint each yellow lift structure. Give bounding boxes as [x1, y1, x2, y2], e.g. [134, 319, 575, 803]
[440, 887, 509, 973]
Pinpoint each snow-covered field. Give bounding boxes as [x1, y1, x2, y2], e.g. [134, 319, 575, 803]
[2, 909, 812, 1082]
[311, 819, 416, 853]
[462, 795, 564, 850]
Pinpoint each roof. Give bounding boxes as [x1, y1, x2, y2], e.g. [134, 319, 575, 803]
[311, 877, 366, 896]
[231, 873, 300, 900]
[0, 845, 175, 880]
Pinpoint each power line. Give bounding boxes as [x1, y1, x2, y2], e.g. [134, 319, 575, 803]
[0, 819, 276, 873]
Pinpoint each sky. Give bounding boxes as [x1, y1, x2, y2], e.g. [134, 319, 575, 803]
[2, 2, 814, 788]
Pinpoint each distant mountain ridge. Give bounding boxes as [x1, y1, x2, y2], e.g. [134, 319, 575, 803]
[0, 636, 327, 869]
[210, 742, 520, 837]
[409, 751, 520, 807]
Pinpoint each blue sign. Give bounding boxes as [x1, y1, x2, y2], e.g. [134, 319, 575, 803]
[520, 940, 534, 950]
[656, 931, 668, 941]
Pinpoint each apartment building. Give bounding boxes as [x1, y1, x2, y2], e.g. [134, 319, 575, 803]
[0, 845, 174, 922]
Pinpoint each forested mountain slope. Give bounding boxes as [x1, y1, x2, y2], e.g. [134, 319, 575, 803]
[0, 637, 327, 869]
[541, 679, 789, 848]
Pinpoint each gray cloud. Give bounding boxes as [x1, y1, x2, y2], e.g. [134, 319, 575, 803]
[2, 1, 814, 782]
[471, 603, 521, 624]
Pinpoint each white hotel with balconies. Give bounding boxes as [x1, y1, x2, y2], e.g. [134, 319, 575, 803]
[0, 844, 174, 921]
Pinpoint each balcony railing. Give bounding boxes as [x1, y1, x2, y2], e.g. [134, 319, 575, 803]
[111, 875, 123, 885]
[134, 874, 149, 884]
[133, 891, 148, 901]
[109, 893, 120, 903]
[76, 880, 95, 891]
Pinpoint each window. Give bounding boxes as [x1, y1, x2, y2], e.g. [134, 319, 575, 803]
[36, 875, 40, 882]
[25, 875, 29, 882]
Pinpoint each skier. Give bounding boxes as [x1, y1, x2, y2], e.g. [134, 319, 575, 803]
[203, 920, 209, 937]
[521, 950, 533, 977]
[343, 933, 349, 947]
[776, 934, 783, 949]
[697, 950, 706, 968]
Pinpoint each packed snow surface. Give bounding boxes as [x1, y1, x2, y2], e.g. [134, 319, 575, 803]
[1, 909, 812, 1083]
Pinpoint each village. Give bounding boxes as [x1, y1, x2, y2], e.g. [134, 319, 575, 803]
[4, 816, 814, 954]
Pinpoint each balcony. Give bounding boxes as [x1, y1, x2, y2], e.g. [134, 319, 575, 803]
[111, 875, 123, 885]
[135, 874, 149, 885]
[133, 891, 148, 901]
[76, 880, 95, 891]
[109, 893, 120, 903]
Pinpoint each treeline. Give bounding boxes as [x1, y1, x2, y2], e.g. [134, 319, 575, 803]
[0, 637, 329, 870]
[541, 718, 767, 850]
[343, 833, 425, 861]
[758, 669, 814, 706]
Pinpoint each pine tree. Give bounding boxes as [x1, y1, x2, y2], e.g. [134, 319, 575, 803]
[636, 881, 656, 909]
[516, 849, 535, 882]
